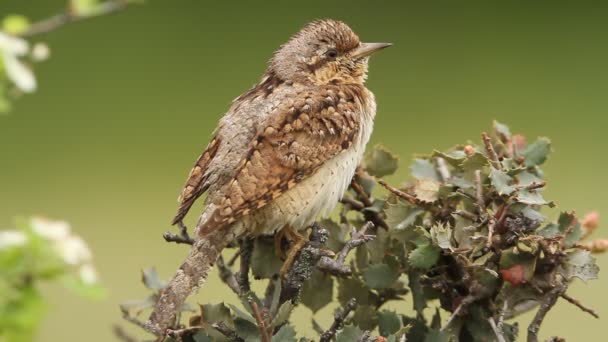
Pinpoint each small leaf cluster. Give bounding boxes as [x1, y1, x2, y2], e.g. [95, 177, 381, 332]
[122, 122, 602, 342]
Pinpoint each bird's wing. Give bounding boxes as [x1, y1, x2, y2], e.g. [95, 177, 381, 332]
[172, 136, 220, 225]
[197, 86, 363, 235]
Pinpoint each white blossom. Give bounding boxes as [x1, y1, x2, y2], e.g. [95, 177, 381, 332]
[31, 217, 71, 241]
[31, 42, 50, 62]
[55, 235, 92, 265]
[79, 263, 98, 285]
[0, 230, 28, 249]
[0, 31, 37, 93]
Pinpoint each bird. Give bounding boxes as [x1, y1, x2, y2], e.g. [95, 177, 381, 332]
[148, 19, 390, 334]
[172, 18, 390, 267]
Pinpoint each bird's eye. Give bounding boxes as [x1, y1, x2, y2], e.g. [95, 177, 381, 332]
[325, 48, 338, 59]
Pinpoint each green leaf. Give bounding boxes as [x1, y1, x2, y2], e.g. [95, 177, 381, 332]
[192, 331, 213, 342]
[378, 310, 402, 337]
[234, 317, 260, 342]
[424, 329, 449, 342]
[351, 305, 379, 330]
[385, 200, 424, 231]
[363, 263, 399, 289]
[70, 0, 102, 16]
[300, 269, 333, 313]
[522, 137, 551, 167]
[489, 168, 516, 196]
[321, 219, 347, 253]
[409, 244, 441, 270]
[272, 324, 297, 342]
[411, 159, 440, 181]
[414, 178, 441, 203]
[561, 250, 599, 282]
[430, 307, 441, 330]
[141, 268, 165, 290]
[430, 223, 452, 249]
[336, 325, 364, 342]
[338, 277, 377, 306]
[537, 212, 581, 247]
[432, 150, 467, 167]
[2, 15, 30, 35]
[271, 301, 294, 328]
[251, 237, 283, 278]
[408, 271, 427, 314]
[493, 120, 512, 140]
[365, 144, 399, 177]
[202, 302, 233, 327]
[516, 189, 548, 205]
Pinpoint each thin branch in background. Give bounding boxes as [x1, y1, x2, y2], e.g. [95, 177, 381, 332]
[113, 325, 139, 342]
[475, 170, 486, 213]
[350, 178, 388, 229]
[121, 308, 159, 337]
[319, 298, 358, 342]
[560, 293, 599, 319]
[217, 255, 241, 296]
[20, 0, 133, 37]
[482, 132, 502, 170]
[527, 285, 566, 342]
[377, 179, 417, 205]
[317, 222, 375, 276]
[441, 295, 476, 332]
[488, 317, 506, 342]
[237, 238, 253, 294]
[248, 297, 271, 342]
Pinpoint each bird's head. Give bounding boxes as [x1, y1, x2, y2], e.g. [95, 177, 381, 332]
[269, 19, 391, 85]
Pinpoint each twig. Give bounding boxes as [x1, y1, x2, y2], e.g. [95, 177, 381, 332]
[167, 326, 202, 339]
[163, 221, 194, 245]
[237, 238, 253, 294]
[475, 170, 486, 213]
[436, 157, 451, 181]
[527, 285, 566, 342]
[487, 317, 506, 342]
[357, 331, 372, 342]
[217, 255, 241, 296]
[525, 181, 546, 190]
[317, 222, 375, 276]
[212, 322, 244, 342]
[378, 179, 417, 205]
[20, 0, 132, 37]
[482, 132, 502, 170]
[248, 297, 271, 342]
[340, 197, 366, 211]
[560, 293, 599, 319]
[350, 178, 388, 229]
[441, 295, 476, 332]
[279, 223, 331, 305]
[319, 298, 358, 342]
[227, 249, 241, 267]
[454, 210, 478, 221]
[113, 325, 139, 342]
[121, 308, 158, 337]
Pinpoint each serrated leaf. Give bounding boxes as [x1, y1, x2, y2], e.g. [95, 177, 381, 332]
[338, 277, 377, 306]
[385, 200, 424, 231]
[432, 150, 467, 167]
[251, 237, 283, 278]
[202, 302, 233, 327]
[378, 310, 402, 337]
[409, 243, 440, 270]
[411, 159, 440, 181]
[516, 189, 548, 205]
[336, 325, 364, 342]
[234, 317, 260, 342]
[300, 269, 333, 312]
[414, 178, 441, 203]
[489, 168, 516, 195]
[365, 144, 399, 177]
[430, 308, 441, 329]
[430, 223, 452, 249]
[141, 268, 165, 290]
[494, 120, 512, 140]
[363, 263, 399, 289]
[271, 301, 294, 328]
[228, 304, 256, 324]
[561, 250, 599, 282]
[522, 137, 551, 167]
[272, 324, 297, 342]
[352, 305, 379, 330]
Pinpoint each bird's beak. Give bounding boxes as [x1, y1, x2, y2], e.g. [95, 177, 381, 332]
[351, 42, 392, 59]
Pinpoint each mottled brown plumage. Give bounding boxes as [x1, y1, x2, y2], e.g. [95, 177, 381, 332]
[173, 19, 390, 237]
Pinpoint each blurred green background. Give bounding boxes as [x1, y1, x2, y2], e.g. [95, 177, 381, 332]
[1, 0, 607, 340]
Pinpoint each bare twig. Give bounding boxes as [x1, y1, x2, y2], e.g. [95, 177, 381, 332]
[217, 255, 241, 296]
[487, 317, 506, 342]
[319, 298, 358, 342]
[527, 285, 566, 342]
[113, 325, 139, 342]
[350, 178, 388, 229]
[248, 297, 271, 342]
[436, 157, 451, 181]
[482, 132, 502, 170]
[20, 0, 133, 37]
[237, 238, 253, 294]
[378, 179, 417, 205]
[340, 196, 366, 211]
[560, 293, 599, 319]
[163, 221, 194, 245]
[317, 222, 375, 276]
[441, 295, 476, 332]
[475, 170, 486, 213]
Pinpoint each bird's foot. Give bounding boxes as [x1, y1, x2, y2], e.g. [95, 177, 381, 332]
[279, 226, 308, 278]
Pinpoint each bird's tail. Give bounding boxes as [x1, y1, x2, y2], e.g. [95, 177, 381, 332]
[145, 226, 236, 336]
